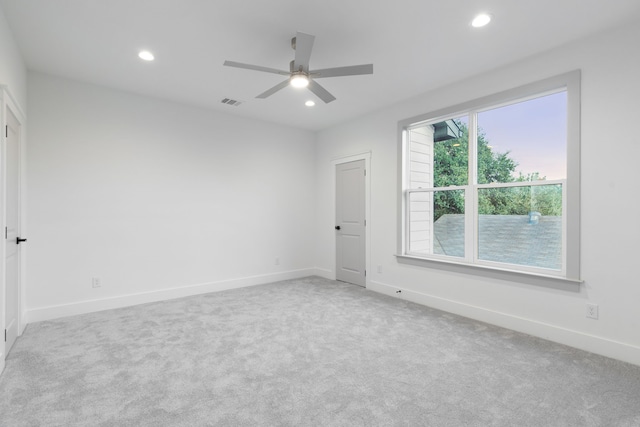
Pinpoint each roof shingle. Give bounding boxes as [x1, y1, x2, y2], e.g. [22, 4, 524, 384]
[434, 214, 562, 270]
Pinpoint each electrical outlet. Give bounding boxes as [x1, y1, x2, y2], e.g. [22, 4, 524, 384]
[274, 257, 280, 265]
[377, 265, 383, 274]
[92, 277, 101, 288]
[586, 303, 599, 319]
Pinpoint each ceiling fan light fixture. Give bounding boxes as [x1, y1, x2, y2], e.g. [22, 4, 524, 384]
[290, 73, 309, 88]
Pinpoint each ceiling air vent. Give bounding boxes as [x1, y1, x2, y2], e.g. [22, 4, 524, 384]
[221, 98, 242, 107]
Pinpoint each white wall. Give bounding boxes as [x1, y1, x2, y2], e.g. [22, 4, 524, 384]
[0, 5, 26, 109]
[315, 22, 640, 365]
[26, 72, 316, 320]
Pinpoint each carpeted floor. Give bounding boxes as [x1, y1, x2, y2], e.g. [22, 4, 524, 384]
[1, 276, 639, 426]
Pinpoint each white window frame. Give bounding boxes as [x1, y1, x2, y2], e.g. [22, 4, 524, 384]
[397, 71, 581, 284]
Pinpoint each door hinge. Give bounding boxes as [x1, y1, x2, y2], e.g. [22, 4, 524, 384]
[4, 329, 6, 342]
[364, 219, 366, 226]
[4, 227, 6, 239]
[364, 270, 367, 277]
[5, 125, 7, 138]
[364, 169, 366, 176]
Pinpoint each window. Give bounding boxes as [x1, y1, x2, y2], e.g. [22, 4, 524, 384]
[399, 72, 580, 281]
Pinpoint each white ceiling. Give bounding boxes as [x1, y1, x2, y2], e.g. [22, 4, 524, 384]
[2, 0, 640, 131]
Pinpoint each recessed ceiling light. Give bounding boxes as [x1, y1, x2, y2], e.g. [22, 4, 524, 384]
[471, 13, 492, 28]
[138, 50, 155, 61]
[305, 100, 315, 107]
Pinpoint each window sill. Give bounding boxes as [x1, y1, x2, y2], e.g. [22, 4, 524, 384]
[395, 254, 582, 291]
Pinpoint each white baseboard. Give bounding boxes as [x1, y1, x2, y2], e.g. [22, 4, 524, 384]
[312, 267, 334, 280]
[367, 280, 640, 367]
[27, 268, 317, 323]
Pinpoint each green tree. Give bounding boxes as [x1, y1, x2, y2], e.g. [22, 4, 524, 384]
[433, 121, 561, 220]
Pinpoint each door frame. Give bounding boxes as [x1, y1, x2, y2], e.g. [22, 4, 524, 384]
[331, 152, 371, 287]
[1, 86, 27, 372]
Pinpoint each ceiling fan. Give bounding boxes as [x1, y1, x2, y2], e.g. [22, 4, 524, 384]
[223, 32, 373, 103]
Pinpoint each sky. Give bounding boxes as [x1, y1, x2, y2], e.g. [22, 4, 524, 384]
[477, 91, 567, 180]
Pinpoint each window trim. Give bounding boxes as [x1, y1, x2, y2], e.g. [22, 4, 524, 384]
[397, 71, 581, 283]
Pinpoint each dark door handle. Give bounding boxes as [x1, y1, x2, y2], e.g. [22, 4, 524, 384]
[335, 226, 341, 230]
[16, 237, 27, 244]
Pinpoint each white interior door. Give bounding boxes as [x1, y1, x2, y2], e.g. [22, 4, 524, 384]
[4, 107, 21, 357]
[335, 159, 366, 287]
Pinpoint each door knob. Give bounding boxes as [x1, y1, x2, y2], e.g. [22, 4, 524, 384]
[335, 226, 341, 230]
[16, 237, 27, 244]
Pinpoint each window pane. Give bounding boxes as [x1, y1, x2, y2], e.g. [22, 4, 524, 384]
[434, 116, 468, 187]
[408, 116, 468, 189]
[408, 189, 465, 258]
[434, 190, 465, 257]
[477, 92, 567, 184]
[407, 127, 433, 189]
[478, 184, 562, 270]
[408, 191, 433, 254]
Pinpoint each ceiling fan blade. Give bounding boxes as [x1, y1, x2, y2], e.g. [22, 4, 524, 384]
[256, 79, 291, 99]
[223, 60, 290, 76]
[311, 64, 374, 78]
[293, 32, 315, 72]
[308, 80, 336, 103]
